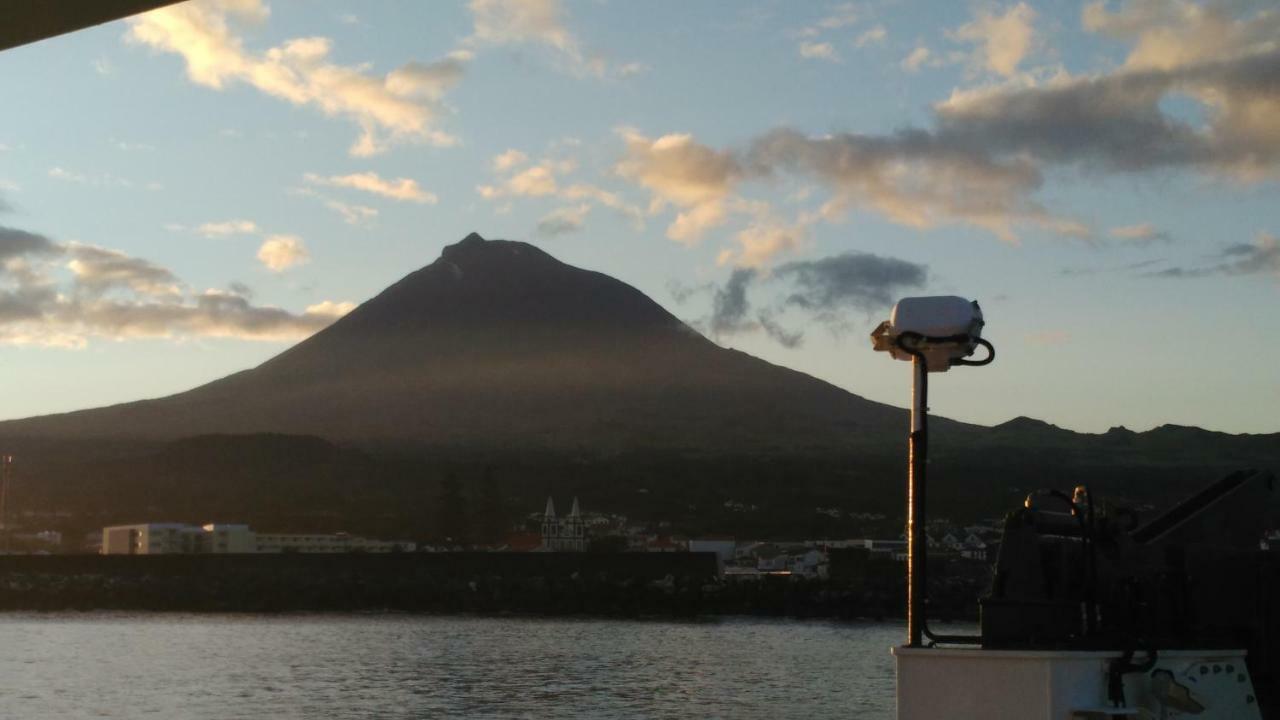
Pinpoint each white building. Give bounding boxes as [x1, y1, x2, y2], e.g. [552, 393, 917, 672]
[100, 522, 409, 554]
[102, 523, 205, 555]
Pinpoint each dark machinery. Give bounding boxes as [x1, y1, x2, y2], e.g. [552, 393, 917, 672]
[983, 468, 1280, 715]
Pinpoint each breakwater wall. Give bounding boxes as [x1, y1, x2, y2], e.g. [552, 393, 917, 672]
[0, 553, 985, 619]
[0, 552, 720, 615]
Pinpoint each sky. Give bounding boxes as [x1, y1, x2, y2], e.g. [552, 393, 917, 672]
[1, 0, 1278, 434]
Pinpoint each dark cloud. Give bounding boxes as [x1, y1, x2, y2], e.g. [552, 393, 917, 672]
[1, 226, 62, 261]
[775, 252, 928, 315]
[757, 311, 803, 349]
[666, 279, 710, 305]
[1147, 234, 1279, 279]
[703, 251, 927, 347]
[709, 268, 756, 337]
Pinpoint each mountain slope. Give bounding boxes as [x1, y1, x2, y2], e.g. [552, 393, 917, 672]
[0, 233, 918, 451]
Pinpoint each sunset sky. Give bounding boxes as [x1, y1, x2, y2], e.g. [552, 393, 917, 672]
[1, 0, 1277, 433]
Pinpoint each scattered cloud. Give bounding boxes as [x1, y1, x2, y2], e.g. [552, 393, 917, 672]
[477, 150, 643, 234]
[197, 219, 259, 237]
[324, 199, 379, 225]
[92, 58, 115, 75]
[492, 149, 529, 172]
[47, 167, 87, 184]
[257, 234, 309, 272]
[855, 25, 887, 48]
[47, 167, 136, 188]
[901, 45, 932, 72]
[617, 62, 649, 77]
[615, 129, 743, 244]
[799, 41, 841, 63]
[127, 0, 464, 156]
[799, 3, 859, 37]
[305, 299, 356, 317]
[719, 206, 812, 268]
[303, 172, 437, 203]
[465, 0, 607, 77]
[536, 204, 591, 237]
[948, 3, 1038, 77]
[1108, 222, 1171, 245]
[112, 139, 155, 151]
[1153, 232, 1280, 278]
[561, 184, 645, 229]
[1, 226, 344, 346]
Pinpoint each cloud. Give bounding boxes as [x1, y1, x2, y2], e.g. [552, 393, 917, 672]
[465, 0, 604, 76]
[197, 219, 259, 237]
[48, 167, 87, 183]
[774, 252, 928, 315]
[799, 42, 840, 63]
[615, 129, 743, 244]
[304, 299, 357, 317]
[949, 3, 1037, 77]
[66, 243, 181, 297]
[617, 62, 648, 77]
[324, 199, 379, 225]
[0, 225, 346, 346]
[492, 149, 528, 172]
[747, 128, 1085, 242]
[719, 206, 811, 267]
[257, 234, 308, 272]
[48, 167, 136, 188]
[704, 251, 928, 347]
[536, 204, 591, 236]
[1083, 0, 1280, 72]
[476, 151, 643, 233]
[855, 25, 887, 48]
[1108, 222, 1171, 245]
[902, 46, 932, 72]
[757, 311, 804, 349]
[1, 227, 61, 261]
[303, 171, 437, 203]
[710, 267, 756, 337]
[128, 0, 463, 156]
[1154, 232, 1280, 278]
[477, 159, 569, 199]
[799, 4, 859, 37]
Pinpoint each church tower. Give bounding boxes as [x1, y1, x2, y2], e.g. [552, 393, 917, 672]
[541, 496, 557, 549]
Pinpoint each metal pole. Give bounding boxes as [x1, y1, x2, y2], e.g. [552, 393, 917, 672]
[907, 356, 927, 647]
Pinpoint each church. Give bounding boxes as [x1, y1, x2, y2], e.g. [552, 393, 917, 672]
[541, 497, 587, 552]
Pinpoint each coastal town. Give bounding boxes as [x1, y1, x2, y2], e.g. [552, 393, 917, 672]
[78, 496, 1005, 583]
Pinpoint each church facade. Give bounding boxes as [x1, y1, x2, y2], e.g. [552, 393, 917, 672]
[541, 496, 587, 552]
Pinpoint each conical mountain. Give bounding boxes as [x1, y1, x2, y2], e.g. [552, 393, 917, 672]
[0, 233, 912, 451]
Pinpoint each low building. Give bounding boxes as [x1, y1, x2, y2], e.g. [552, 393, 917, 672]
[102, 523, 205, 555]
[100, 522, 409, 554]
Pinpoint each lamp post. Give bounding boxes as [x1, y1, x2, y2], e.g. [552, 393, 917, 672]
[871, 296, 994, 647]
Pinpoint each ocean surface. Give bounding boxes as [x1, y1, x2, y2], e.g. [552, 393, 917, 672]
[0, 613, 967, 719]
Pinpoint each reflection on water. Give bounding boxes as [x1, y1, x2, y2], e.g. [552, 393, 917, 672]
[0, 613, 958, 719]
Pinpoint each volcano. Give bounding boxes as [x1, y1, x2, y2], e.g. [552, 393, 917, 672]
[0, 233, 916, 451]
